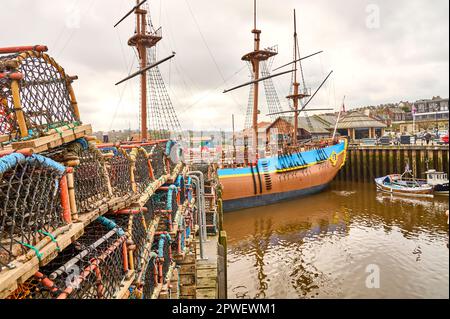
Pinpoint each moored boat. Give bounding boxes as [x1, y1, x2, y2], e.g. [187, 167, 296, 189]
[424, 169, 449, 196]
[219, 139, 347, 211]
[375, 174, 434, 198]
[219, 3, 347, 212]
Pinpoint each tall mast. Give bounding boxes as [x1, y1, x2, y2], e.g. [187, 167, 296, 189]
[287, 9, 310, 146]
[127, 0, 162, 140]
[242, 0, 277, 156]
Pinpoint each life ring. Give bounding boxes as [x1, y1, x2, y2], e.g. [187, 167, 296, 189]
[329, 151, 338, 167]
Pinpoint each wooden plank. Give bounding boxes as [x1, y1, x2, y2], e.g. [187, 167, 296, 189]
[197, 268, 217, 278]
[196, 288, 217, 299]
[180, 285, 197, 296]
[11, 124, 92, 150]
[217, 243, 226, 299]
[179, 263, 196, 275]
[179, 274, 196, 285]
[197, 276, 216, 288]
[114, 270, 135, 299]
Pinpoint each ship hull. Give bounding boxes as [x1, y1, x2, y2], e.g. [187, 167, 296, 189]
[218, 140, 347, 212]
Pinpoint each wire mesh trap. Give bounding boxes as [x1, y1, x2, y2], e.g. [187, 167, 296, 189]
[131, 148, 153, 193]
[0, 48, 80, 141]
[103, 148, 133, 198]
[0, 153, 67, 269]
[67, 140, 111, 214]
[7, 217, 128, 299]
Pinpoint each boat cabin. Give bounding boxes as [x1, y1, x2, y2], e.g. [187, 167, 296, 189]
[425, 170, 449, 186]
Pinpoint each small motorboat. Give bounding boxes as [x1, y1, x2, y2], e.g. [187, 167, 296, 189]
[424, 169, 449, 196]
[375, 170, 434, 198]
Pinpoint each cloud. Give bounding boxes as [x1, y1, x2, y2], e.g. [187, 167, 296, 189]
[2, 0, 448, 132]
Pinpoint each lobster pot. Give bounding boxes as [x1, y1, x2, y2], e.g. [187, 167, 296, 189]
[153, 234, 172, 284]
[141, 254, 158, 299]
[105, 149, 133, 198]
[133, 148, 153, 193]
[0, 153, 66, 268]
[108, 211, 147, 272]
[167, 187, 179, 223]
[7, 219, 128, 299]
[70, 141, 111, 214]
[0, 50, 79, 140]
[144, 191, 167, 226]
[144, 144, 167, 180]
[176, 175, 186, 204]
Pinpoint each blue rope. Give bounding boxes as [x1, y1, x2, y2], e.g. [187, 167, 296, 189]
[75, 138, 89, 150]
[166, 185, 178, 211]
[158, 237, 166, 258]
[0, 153, 25, 174]
[97, 216, 125, 237]
[0, 153, 66, 175]
[27, 154, 66, 175]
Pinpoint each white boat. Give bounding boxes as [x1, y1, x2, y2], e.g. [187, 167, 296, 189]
[424, 169, 449, 195]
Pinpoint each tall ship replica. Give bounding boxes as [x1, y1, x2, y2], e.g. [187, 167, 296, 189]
[218, 2, 348, 212]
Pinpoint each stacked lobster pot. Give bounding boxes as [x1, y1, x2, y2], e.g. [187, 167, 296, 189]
[6, 217, 128, 299]
[129, 178, 194, 299]
[0, 45, 190, 300]
[0, 152, 71, 270]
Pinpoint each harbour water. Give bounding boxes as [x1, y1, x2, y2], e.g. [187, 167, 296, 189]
[225, 181, 449, 299]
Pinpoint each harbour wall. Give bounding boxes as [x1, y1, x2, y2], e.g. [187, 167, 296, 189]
[336, 145, 449, 182]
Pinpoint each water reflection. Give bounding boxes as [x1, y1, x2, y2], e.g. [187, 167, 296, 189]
[225, 181, 449, 299]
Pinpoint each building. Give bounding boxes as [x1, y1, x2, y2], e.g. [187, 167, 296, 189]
[413, 97, 449, 131]
[336, 111, 387, 140]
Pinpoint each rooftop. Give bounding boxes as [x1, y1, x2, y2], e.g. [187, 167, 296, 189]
[336, 112, 387, 129]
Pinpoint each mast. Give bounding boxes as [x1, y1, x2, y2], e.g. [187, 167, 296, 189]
[292, 10, 299, 145]
[286, 9, 310, 146]
[127, 0, 162, 140]
[242, 0, 277, 156]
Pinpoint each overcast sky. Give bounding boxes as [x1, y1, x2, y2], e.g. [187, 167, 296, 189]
[2, 0, 449, 132]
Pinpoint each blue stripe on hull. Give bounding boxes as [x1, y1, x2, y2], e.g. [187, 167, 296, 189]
[223, 183, 330, 212]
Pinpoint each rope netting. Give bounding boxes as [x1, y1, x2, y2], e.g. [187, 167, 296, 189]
[104, 148, 133, 198]
[68, 141, 111, 214]
[7, 218, 127, 299]
[0, 153, 67, 268]
[0, 50, 79, 140]
[142, 143, 168, 179]
[141, 253, 158, 298]
[153, 233, 172, 284]
[107, 210, 147, 273]
[131, 148, 153, 193]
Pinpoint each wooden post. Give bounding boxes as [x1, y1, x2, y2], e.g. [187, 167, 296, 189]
[412, 149, 417, 177]
[427, 148, 434, 171]
[218, 230, 228, 299]
[66, 168, 78, 221]
[396, 148, 402, 174]
[350, 148, 356, 181]
[437, 149, 443, 173]
[389, 148, 394, 176]
[361, 149, 367, 182]
[367, 148, 374, 180]
[355, 148, 361, 182]
[67, 82, 81, 122]
[11, 79, 28, 138]
[374, 149, 380, 178]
